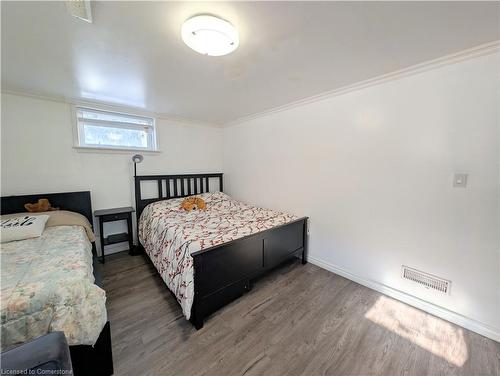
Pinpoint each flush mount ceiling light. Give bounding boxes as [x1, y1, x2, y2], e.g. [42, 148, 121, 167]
[181, 15, 239, 56]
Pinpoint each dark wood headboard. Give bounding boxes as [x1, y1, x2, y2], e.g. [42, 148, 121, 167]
[1, 191, 93, 227]
[134, 173, 223, 223]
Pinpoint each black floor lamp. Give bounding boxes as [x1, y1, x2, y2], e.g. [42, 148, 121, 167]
[132, 154, 144, 178]
[131, 154, 143, 255]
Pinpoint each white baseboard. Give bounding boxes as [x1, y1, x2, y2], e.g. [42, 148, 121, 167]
[307, 256, 500, 343]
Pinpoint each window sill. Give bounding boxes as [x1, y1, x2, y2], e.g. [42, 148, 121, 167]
[73, 146, 161, 155]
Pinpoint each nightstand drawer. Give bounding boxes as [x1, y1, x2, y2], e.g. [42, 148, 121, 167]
[101, 212, 130, 222]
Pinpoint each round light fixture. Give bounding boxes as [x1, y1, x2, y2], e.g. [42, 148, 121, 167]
[181, 15, 239, 56]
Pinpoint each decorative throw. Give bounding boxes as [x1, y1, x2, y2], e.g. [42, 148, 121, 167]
[139, 192, 298, 319]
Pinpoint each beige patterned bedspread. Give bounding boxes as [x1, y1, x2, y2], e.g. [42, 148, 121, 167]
[0, 226, 107, 350]
[138, 192, 297, 319]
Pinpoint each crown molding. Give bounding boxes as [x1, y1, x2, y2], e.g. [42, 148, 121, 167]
[3, 41, 499, 128]
[0, 88, 223, 129]
[223, 40, 500, 127]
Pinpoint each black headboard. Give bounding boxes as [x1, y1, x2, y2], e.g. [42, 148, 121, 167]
[1, 191, 93, 227]
[134, 173, 223, 223]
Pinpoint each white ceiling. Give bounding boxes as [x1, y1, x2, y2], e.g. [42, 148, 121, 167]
[2, 1, 499, 125]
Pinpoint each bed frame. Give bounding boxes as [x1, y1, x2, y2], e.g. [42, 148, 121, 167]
[1, 191, 114, 376]
[135, 173, 308, 329]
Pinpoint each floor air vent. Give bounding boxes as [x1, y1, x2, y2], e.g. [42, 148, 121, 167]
[401, 266, 451, 294]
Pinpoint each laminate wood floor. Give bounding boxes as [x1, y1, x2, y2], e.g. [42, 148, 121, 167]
[103, 252, 499, 376]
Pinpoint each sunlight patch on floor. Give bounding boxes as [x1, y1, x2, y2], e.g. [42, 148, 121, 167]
[364, 295, 468, 367]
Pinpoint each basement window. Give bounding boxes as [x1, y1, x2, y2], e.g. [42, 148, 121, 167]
[75, 107, 157, 151]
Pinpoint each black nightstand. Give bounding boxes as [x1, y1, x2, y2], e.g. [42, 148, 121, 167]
[94, 207, 134, 263]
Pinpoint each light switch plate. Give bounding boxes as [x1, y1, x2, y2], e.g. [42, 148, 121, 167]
[453, 173, 468, 188]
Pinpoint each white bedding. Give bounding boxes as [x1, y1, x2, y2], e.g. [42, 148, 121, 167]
[138, 192, 298, 319]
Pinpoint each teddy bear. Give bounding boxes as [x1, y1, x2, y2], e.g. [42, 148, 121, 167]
[180, 196, 206, 211]
[24, 198, 59, 213]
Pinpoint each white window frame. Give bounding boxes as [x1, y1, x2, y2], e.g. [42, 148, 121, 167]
[73, 105, 158, 152]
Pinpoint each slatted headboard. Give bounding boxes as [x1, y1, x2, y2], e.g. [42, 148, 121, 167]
[134, 173, 223, 223]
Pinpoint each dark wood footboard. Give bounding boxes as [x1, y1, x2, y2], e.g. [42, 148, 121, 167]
[190, 217, 308, 329]
[69, 321, 114, 376]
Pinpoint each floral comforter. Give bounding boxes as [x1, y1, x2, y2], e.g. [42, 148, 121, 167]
[0, 226, 107, 350]
[138, 192, 298, 319]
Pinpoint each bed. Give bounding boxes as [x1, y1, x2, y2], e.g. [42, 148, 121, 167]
[135, 173, 308, 329]
[0, 191, 113, 376]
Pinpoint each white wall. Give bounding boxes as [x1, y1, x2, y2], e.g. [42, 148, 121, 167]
[2, 53, 499, 341]
[223, 52, 500, 339]
[1, 93, 223, 253]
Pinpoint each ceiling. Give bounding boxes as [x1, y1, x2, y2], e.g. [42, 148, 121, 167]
[2, 1, 499, 125]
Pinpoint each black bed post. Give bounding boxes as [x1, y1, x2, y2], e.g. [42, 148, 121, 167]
[190, 307, 204, 330]
[302, 218, 308, 265]
[191, 255, 204, 329]
[134, 176, 141, 249]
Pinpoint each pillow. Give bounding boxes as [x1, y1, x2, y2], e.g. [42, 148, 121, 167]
[0, 215, 50, 243]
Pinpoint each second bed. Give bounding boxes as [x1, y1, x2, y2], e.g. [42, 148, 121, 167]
[136, 173, 308, 329]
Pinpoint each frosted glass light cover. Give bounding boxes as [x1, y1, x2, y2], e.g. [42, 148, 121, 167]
[181, 15, 239, 56]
